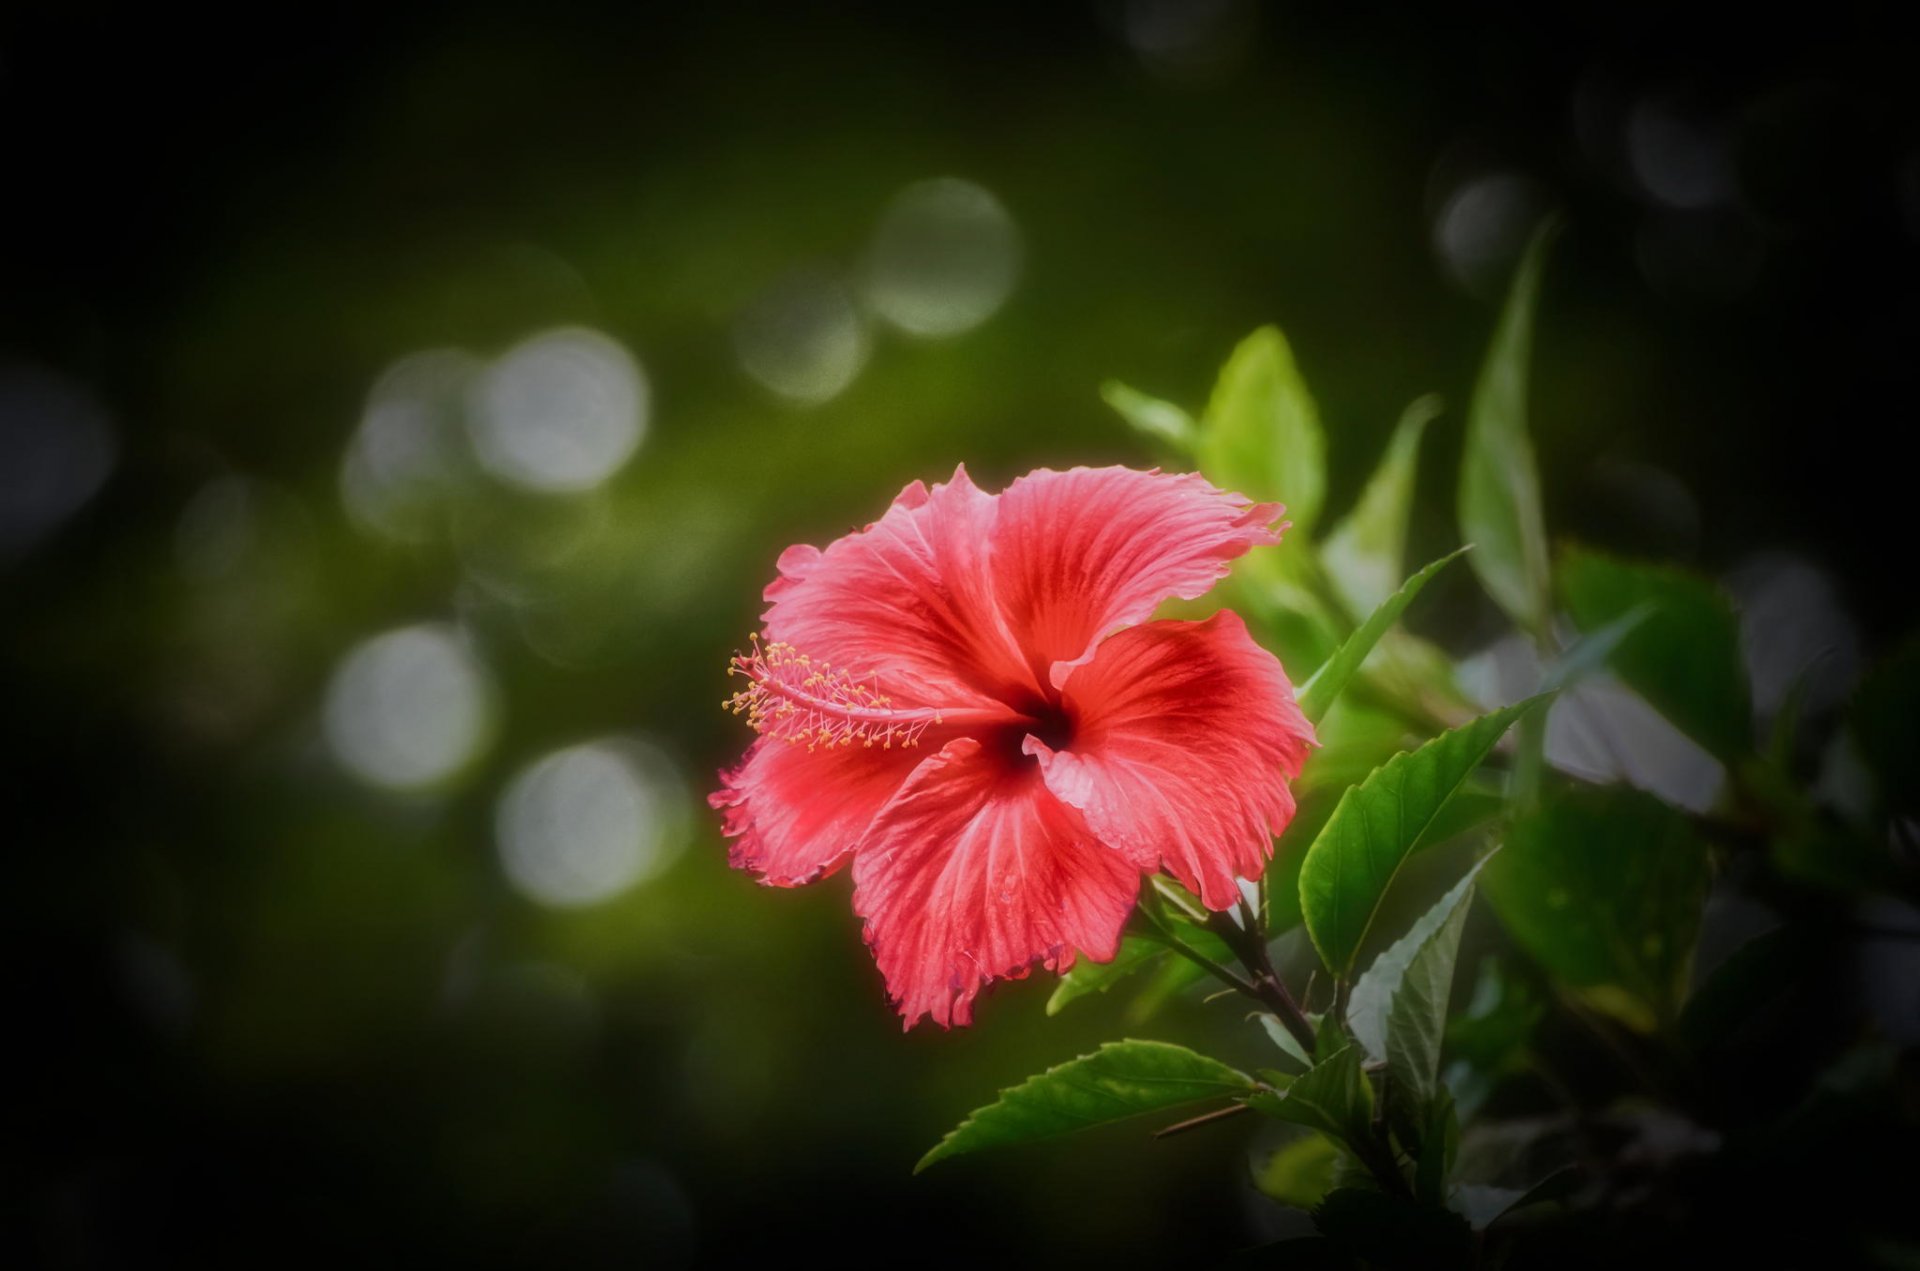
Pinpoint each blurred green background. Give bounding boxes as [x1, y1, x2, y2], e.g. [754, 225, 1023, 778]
[4, 4, 1916, 1265]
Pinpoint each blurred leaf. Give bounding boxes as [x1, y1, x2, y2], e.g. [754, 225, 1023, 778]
[1561, 547, 1752, 762]
[1123, 948, 1212, 1023]
[1540, 602, 1655, 692]
[1257, 1133, 1344, 1208]
[1248, 1043, 1375, 1150]
[915, 1041, 1255, 1172]
[1450, 1170, 1574, 1230]
[1198, 325, 1328, 536]
[1314, 1188, 1474, 1270]
[1100, 379, 1195, 452]
[1348, 860, 1486, 1111]
[1269, 792, 1342, 934]
[1484, 787, 1712, 1032]
[1046, 935, 1170, 1016]
[1298, 547, 1470, 725]
[1850, 639, 1920, 820]
[1444, 956, 1546, 1115]
[1300, 697, 1547, 978]
[1678, 923, 1808, 1055]
[1459, 218, 1557, 636]
[1323, 394, 1442, 619]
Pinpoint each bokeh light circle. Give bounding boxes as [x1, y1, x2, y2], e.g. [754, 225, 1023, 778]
[323, 624, 494, 789]
[468, 328, 647, 493]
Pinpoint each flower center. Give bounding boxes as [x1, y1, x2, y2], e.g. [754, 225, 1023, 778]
[725, 635, 1016, 752]
[1026, 701, 1075, 754]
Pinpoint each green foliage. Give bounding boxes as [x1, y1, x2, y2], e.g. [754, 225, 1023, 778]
[1560, 547, 1752, 761]
[1198, 325, 1328, 535]
[1458, 219, 1557, 636]
[1300, 697, 1548, 978]
[915, 1041, 1255, 1172]
[1348, 860, 1484, 1113]
[1248, 1043, 1375, 1150]
[1321, 394, 1441, 619]
[1297, 547, 1469, 725]
[1045, 935, 1175, 1016]
[1100, 379, 1196, 452]
[1256, 1133, 1344, 1208]
[1484, 786, 1712, 1032]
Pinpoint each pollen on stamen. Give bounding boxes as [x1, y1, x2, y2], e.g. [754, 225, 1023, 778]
[724, 634, 932, 752]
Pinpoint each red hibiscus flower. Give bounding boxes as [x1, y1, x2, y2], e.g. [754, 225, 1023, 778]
[711, 466, 1316, 1028]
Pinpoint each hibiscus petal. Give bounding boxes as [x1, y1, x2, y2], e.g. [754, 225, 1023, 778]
[853, 737, 1140, 1029]
[991, 467, 1285, 689]
[761, 467, 1039, 710]
[1029, 611, 1314, 912]
[711, 738, 926, 886]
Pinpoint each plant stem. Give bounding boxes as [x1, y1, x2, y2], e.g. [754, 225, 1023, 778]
[1205, 910, 1318, 1055]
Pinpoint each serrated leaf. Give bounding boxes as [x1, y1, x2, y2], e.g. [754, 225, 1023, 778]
[1297, 548, 1470, 725]
[1300, 697, 1548, 978]
[1249, 1043, 1374, 1150]
[1322, 394, 1442, 619]
[1100, 379, 1195, 451]
[1560, 547, 1752, 761]
[1459, 218, 1557, 636]
[1046, 935, 1171, 1016]
[1198, 325, 1328, 536]
[915, 1040, 1256, 1172]
[1348, 860, 1486, 1111]
[1257, 1133, 1344, 1208]
[1484, 786, 1711, 1032]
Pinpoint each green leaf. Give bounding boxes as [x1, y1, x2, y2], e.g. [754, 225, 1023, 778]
[1322, 394, 1442, 619]
[1256, 1133, 1344, 1208]
[1677, 924, 1811, 1055]
[1458, 218, 1556, 635]
[1197, 325, 1328, 536]
[1443, 955, 1545, 1116]
[1348, 860, 1486, 1111]
[1560, 547, 1752, 761]
[1249, 1043, 1375, 1149]
[1484, 787, 1712, 1032]
[1450, 1169, 1576, 1230]
[915, 1041, 1256, 1172]
[1046, 935, 1171, 1016]
[1100, 379, 1195, 452]
[1300, 697, 1548, 978]
[1297, 547, 1470, 725]
[1539, 602, 1655, 692]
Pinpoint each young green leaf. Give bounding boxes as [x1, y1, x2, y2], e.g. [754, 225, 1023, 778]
[1197, 325, 1328, 536]
[1257, 1133, 1344, 1208]
[1459, 218, 1557, 636]
[1484, 787, 1711, 1032]
[1322, 394, 1442, 619]
[1045, 935, 1171, 1016]
[1248, 1043, 1375, 1149]
[1297, 547, 1470, 725]
[915, 1041, 1256, 1172]
[1300, 697, 1548, 978]
[1347, 859, 1486, 1111]
[1560, 547, 1752, 761]
[1100, 379, 1195, 452]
